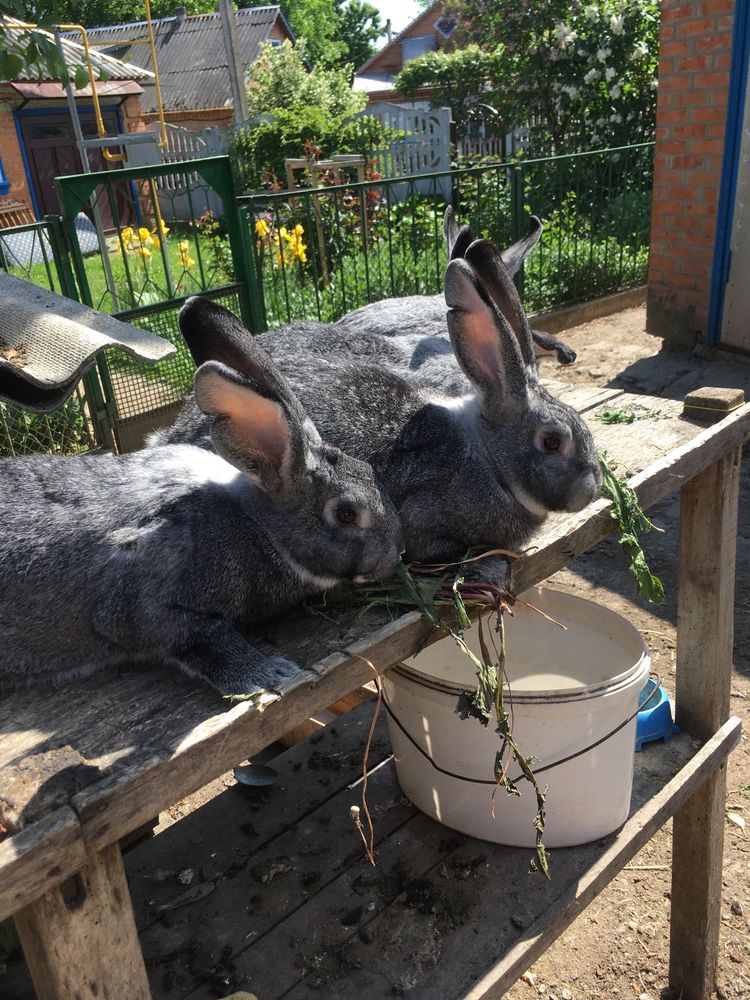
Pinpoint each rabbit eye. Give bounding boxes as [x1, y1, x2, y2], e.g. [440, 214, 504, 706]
[543, 433, 562, 452]
[335, 503, 358, 525]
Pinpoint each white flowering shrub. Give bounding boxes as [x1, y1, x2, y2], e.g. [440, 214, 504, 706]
[444, 0, 659, 152]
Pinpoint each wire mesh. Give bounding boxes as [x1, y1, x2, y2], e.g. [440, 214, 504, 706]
[0, 221, 61, 293]
[0, 390, 94, 458]
[105, 287, 242, 426]
[0, 220, 98, 457]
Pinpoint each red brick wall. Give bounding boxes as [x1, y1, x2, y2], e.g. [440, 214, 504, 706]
[647, 0, 735, 346]
[0, 101, 34, 217]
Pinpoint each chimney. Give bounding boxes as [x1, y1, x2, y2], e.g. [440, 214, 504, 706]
[175, 5, 186, 21]
[386, 18, 392, 42]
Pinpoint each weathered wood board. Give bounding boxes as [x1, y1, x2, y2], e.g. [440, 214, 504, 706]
[113, 715, 735, 1000]
[1, 390, 748, 914]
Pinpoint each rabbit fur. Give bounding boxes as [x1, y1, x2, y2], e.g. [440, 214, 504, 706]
[333, 209, 577, 381]
[0, 345, 403, 695]
[156, 233, 601, 565]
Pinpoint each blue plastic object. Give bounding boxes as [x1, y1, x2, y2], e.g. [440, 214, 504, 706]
[635, 678, 680, 751]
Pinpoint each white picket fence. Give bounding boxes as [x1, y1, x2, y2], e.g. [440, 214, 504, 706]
[146, 105, 454, 200]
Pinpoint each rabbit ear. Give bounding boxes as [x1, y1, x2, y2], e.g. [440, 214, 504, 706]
[443, 206, 460, 255]
[443, 206, 474, 261]
[444, 258, 529, 416]
[500, 215, 543, 277]
[465, 238, 537, 371]
[194, 360, 315, 497]
[179, 296, 258, 372]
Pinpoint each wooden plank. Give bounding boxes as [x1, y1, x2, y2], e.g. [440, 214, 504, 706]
[0, 807, 87, 923]
[513, 402, 750, 594]
[71, 612, 433, 853]
[669, 447, 742, 1000]
[239, 723, 739, 1000]
[137, 747, 416, 995]
[43, 404, 750, 852]
[453, 718, 743, 1000]
[548, 383, 626, 413]
[3, 398, 749, 893]
[126, 698, 392, 930]
[13, 842, 151, 1000]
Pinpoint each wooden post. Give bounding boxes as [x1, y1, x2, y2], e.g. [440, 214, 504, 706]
[14, 842, 151, 1000]
[669, 444, 742, 999]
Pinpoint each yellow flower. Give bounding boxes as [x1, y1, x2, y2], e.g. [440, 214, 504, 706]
[138, 227, 153, 245]
[154, 220, 169, 237]
[120, 226, 134, 245]
[178, 249, 195, 268]
[150, 236, 161, 250]
[138, 246, 152, 258]
[255, 218, 270, 238]
[178, 239, 190, 253]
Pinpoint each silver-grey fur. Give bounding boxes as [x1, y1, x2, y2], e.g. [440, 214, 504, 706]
[155, 230, 601, 565]
[0, 343, 403, 695]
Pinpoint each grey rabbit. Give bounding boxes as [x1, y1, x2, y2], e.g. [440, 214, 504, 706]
[334, 208, 578, 382]
[157, 232, 601, 566]
[0, 339, 403, 695]
[208, 212, 574, 403]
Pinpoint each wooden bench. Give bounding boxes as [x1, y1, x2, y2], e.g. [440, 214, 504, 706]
[1, 383, 747, 1000]
[0, 200, 36, 230]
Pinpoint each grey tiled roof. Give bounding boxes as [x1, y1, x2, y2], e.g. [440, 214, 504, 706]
[1, 15, 154, 82]
[71, 6, 289, 113]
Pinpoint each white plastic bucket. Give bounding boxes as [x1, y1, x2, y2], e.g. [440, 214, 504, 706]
[382, 587, 651, 847]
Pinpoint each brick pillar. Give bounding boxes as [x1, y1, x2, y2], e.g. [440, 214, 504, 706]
[647, 0, 735, 348]
[0, 106, 34, 215]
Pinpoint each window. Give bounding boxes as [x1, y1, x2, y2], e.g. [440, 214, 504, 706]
[401, 34, 436, 65]
[0, 158, 10, 196]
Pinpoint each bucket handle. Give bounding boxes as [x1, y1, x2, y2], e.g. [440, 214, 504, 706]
[383, 673, 662, 787]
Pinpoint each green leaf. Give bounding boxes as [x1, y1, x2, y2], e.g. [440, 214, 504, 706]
[0, 51, 24, 81]
[74, 64, 89, 91]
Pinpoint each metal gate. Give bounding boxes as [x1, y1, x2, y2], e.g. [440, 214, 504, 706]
[55, 155, 260, 451]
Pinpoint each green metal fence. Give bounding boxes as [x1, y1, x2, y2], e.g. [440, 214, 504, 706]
[238, 142, 654, 329]
[2, 143, 654, 456]
[54, 156, 259, 451]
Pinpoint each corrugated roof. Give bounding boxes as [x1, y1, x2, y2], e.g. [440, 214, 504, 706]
[73, 6, 290, 113]
[0, 16, 154, 82]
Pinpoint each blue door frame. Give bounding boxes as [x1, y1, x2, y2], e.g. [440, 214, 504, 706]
[13, 104, 127, 221]
[707, 0, 750, 346]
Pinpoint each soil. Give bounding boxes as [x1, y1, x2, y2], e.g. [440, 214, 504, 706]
[501, 305, 750, 1000]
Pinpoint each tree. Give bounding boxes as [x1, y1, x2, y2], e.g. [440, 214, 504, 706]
[233, 38, 393, 188]
[395, 44, 502, 131]
[245, 39, 364, 119]
[278, 0, 381, 69]
[398, 0, 659, 152]
[334, 0, 382, 70]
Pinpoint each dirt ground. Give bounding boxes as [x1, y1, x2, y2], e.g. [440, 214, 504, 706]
[500, 303, 750, 1000]
[3, 304, 749, 999]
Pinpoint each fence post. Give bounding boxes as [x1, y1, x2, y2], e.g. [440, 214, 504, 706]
[194, 157, 266, 333]
[44, 214, 79, 301]
[237, 202, 268, 334]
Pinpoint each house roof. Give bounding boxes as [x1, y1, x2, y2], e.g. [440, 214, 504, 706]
[70, 6, 293, 113]
[356, 1, 442, 76]
[0, 16, 155, 83]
